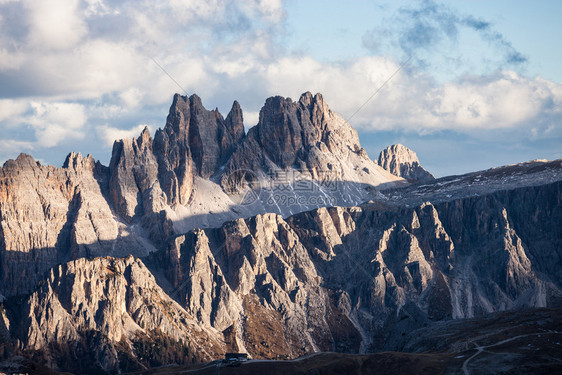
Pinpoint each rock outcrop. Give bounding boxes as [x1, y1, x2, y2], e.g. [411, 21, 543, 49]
[221, 92, 400, 191]
[151, 94, 244, 206]
[10, 256, 224, 373]
[0, 153, 155, 296]
[0, 92, 406, 296]
[1, 90, 560, 374]
[109, 127, 165, 222]
[378, 144, 434, 182]
[151, 178, 561, 355]
[155, 211, 362, 358]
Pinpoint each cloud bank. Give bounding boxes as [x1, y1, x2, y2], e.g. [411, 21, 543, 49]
[0, 0, 559, 174]
[362, 0, 528, 79]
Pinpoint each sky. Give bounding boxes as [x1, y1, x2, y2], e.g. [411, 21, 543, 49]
[0, 0, 560, 177]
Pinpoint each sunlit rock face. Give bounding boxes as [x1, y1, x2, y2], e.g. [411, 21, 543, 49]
[1, 90, 561, 375]
[16, 256, 224, 373]
[108, 91, 405, 238]
[4, 174, 560, 373]
[0, 92, 405, 298]
[378, 144, 435, 183]
[153, 178, 561, 356]
[0, 152, 154, 296]
[220, 92, 402, 191]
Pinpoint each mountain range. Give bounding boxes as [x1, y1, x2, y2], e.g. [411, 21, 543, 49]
[0, 92, 560, 374]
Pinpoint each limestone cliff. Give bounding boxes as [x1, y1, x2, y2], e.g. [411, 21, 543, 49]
[9, 256, 224, 373]
[0, 152, 155, 296]
[378, 144, 434, 182]
[1, 159, 560, 374]
[221, 92, 401, 192]
[151, 177, 561, 355]
[0, 91, 560, 374]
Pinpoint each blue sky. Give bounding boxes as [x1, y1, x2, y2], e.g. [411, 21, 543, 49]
[285, 1, 562, 82]
[0, 0, 560, 177]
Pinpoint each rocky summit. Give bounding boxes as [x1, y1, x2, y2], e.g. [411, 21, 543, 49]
[378, 143, 434, 182]
[0, 92, 561, 374]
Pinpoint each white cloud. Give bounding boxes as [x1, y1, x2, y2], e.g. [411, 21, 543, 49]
[431, 73, 544, 129]
[256, 56, 561, 135]
[0, 0, 280, 100]
[84, 0, 118, 17]
[244, 111, 260, 129]
[88, 103, 125, 120]
[0, 99, 28, 123]
[167, 0, 219, 21]
[29, 102, 86, 129]
[119, 88, 143, 109]
[0, 139, 34, 155]
[0, 0, 559, 170]
[27, 102, 87, 147]
[97, 124, 156, 147]
[24, 0, 87, 50]
[237, 0, 285, 23]
[31, 40, 147, 99]
[0, 48, 25, 70]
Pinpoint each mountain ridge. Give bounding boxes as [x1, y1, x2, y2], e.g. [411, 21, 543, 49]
[2, 171, 559, 373]
[0, 91, 560, 374]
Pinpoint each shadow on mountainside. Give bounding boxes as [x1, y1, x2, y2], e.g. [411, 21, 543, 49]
[128, 308, 562, 375]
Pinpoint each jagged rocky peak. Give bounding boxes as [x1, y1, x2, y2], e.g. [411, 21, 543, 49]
[105, 93, 251, 239]
[254, 91, 362, 168]
[15, 255, 225, 373]
[225, 100, 245, 142]
[109, 126, 164, 221]
[1, 152, 40, 171]
[220, 91, 399, 192]
[0, 151, 129, 296]
[148, 93, 245, 206]
[107, 91, 400, 211]
[63, 151, 96, 173]
[378, 144, 434, 182]
[158, 93, 245, 178]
